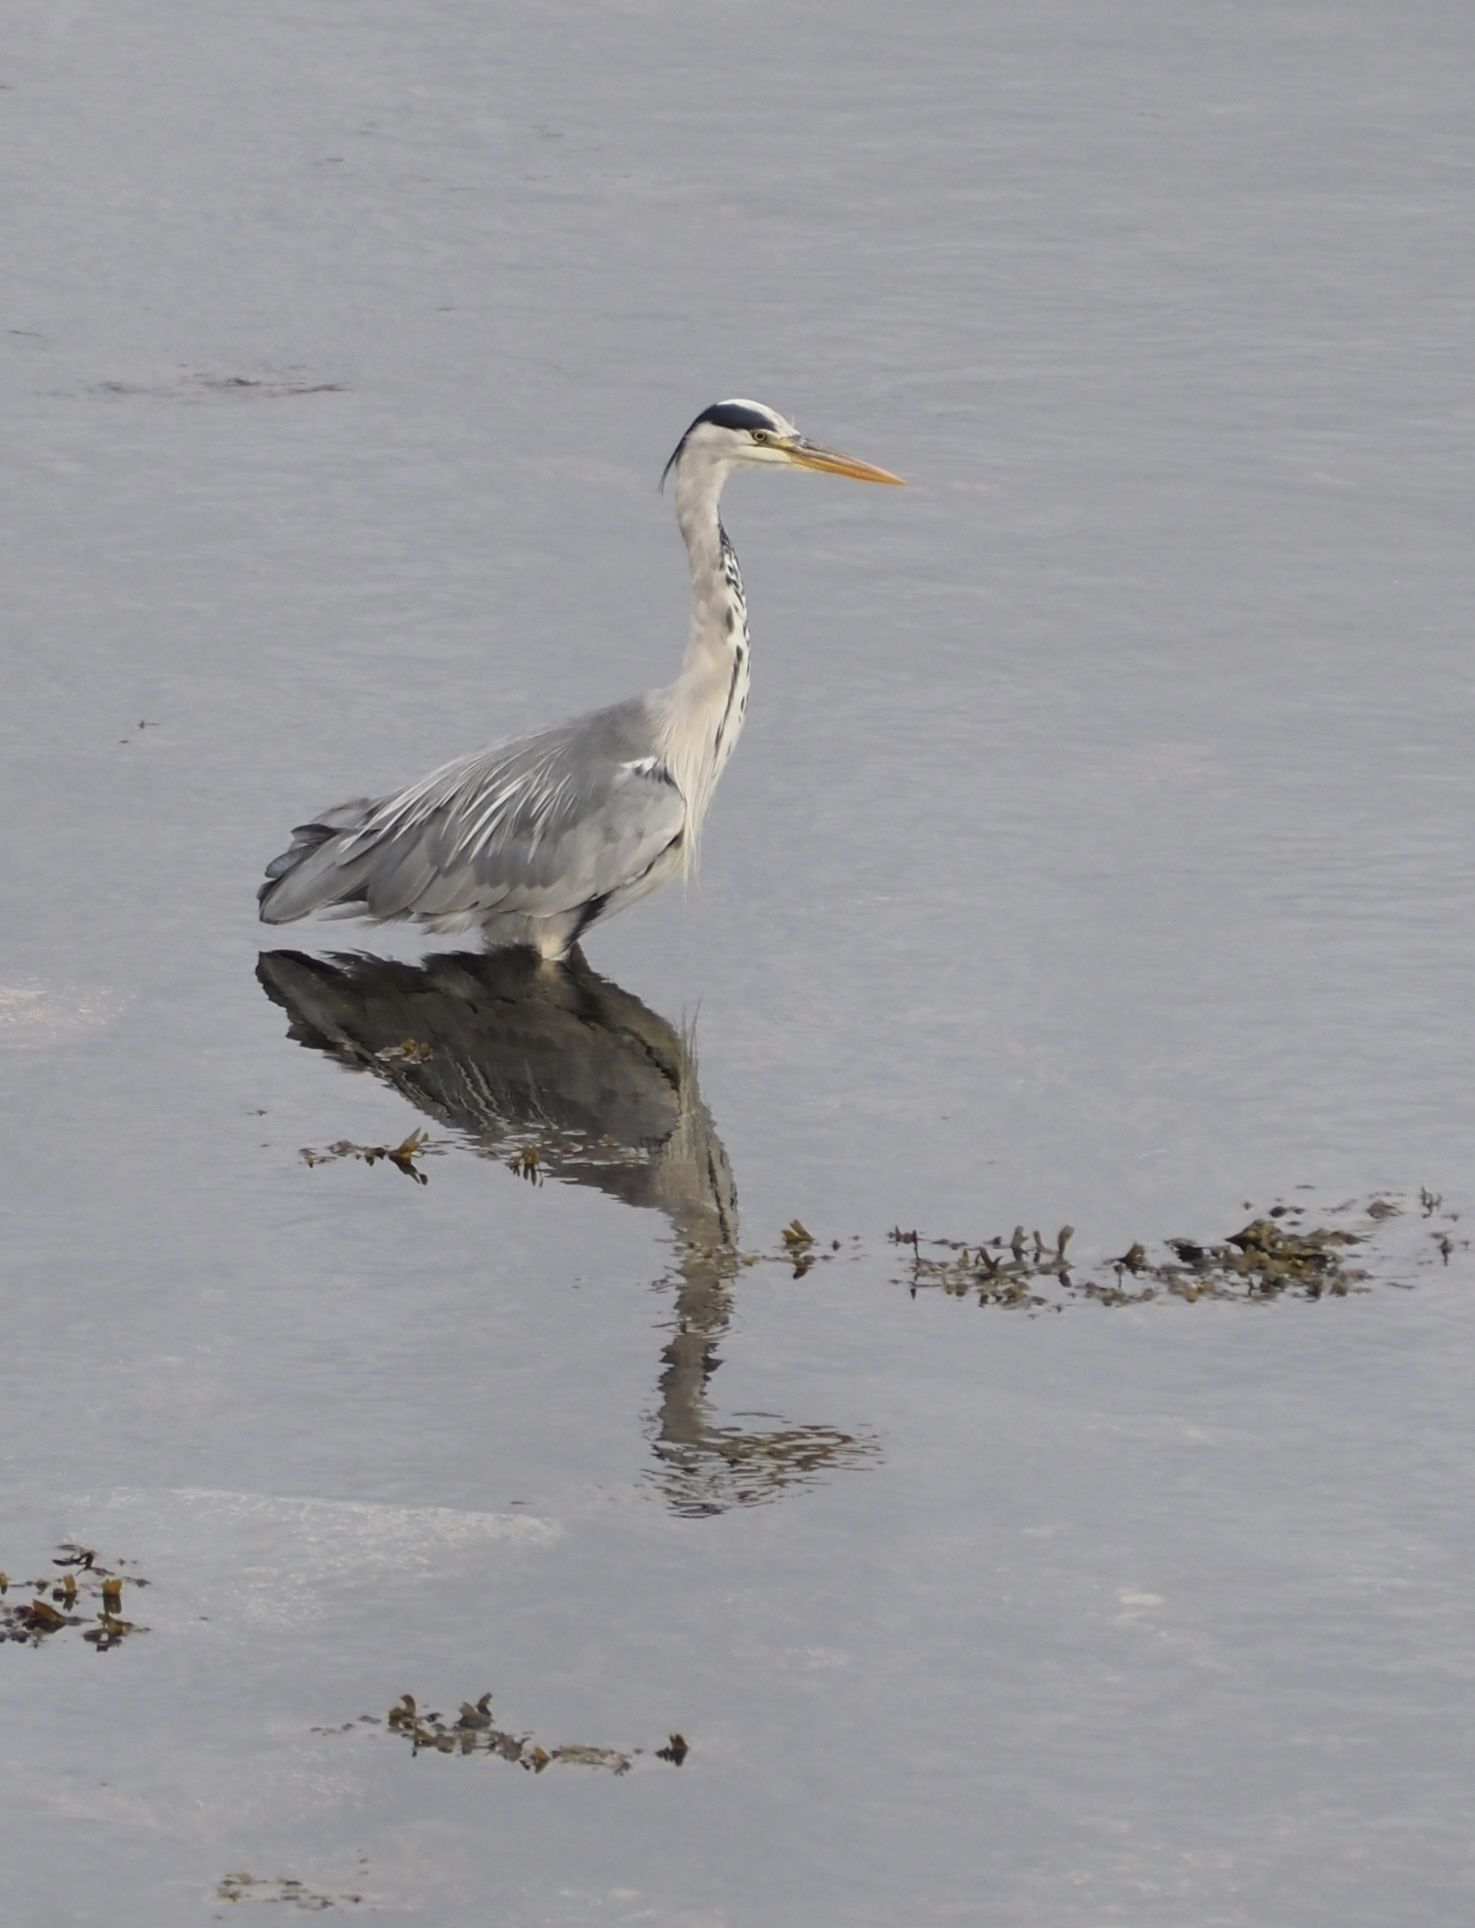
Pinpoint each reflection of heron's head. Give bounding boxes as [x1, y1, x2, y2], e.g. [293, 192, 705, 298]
[652, 1422, 881, 1520]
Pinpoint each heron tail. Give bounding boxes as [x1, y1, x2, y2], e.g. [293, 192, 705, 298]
[257, 800, 376, 924]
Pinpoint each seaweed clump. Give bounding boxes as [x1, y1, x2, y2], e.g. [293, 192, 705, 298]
[216, 1871, 365, 1910]
[883, 1192, 1464, 1312]
[0, 1545, 149, 1651]
[313, 1692, 689, 1776]
[299, 1129, 433, 1184]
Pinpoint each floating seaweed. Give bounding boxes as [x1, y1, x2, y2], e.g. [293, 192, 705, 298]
[374, 1037, 434, 1066]
[0, 1545, 150, 1650]
[780, 1218, 816, 1276]
[321, 1690, 690, 1775]
[216, 1871, 365, 1910]
[507, 1141, 543, 1184]
[880, 1192, 1465, 1312]
[299, 1129, 434, 1184]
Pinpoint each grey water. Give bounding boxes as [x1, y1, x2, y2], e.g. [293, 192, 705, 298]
[3, 1, 1474, 1921]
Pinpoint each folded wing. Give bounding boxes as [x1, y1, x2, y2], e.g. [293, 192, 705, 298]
[259, 707, 685, 928]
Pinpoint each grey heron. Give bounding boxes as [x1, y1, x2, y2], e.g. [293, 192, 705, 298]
[258, 399, 902, 958]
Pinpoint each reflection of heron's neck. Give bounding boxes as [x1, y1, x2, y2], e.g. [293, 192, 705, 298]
[650, 1044, 740, 1460]
[657, 1042, 738, 1251]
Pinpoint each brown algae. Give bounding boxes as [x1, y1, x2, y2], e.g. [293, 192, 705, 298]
[316, 1691, 690, 1775]
[880, 1192, 1465, 1312]
[0, 1545, 150, 1650]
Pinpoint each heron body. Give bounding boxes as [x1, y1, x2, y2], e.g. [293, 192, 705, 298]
[258, 399, 901, 959]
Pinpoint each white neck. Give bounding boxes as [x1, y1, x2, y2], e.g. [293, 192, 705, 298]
[656, 456, 752, 872]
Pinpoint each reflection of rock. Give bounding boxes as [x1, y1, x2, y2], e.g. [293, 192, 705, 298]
[258, 949, 877, 1515]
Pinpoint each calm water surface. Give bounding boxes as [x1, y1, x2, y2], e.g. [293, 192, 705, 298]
[4, 2, 1474, 1922]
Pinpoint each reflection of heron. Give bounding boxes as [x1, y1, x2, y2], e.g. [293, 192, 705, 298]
[258, 948, 877, 1515]
[259, 401, 901, 958]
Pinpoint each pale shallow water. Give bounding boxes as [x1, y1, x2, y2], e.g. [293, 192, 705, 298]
[3, 2, 1474, 1923]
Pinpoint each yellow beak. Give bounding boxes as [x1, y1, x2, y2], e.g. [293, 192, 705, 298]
[781, 437, 905, 486]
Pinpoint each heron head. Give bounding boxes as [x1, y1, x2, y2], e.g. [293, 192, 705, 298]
[661, 399, 903, 491]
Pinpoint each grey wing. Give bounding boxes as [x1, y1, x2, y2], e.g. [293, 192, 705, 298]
[259, 704, 686, 927]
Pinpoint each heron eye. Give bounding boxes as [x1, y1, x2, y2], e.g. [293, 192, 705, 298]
[750, 429, 770, 444]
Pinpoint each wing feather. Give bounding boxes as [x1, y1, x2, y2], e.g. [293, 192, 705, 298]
[259, 704, 685, 929]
